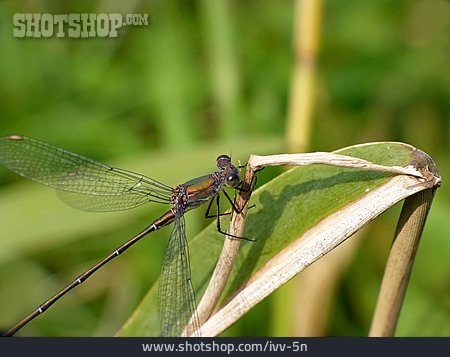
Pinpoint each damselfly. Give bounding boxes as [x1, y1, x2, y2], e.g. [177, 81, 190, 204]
[0, 135, 250, 336]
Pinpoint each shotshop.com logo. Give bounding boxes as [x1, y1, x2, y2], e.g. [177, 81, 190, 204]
[13, 13, 149, 38]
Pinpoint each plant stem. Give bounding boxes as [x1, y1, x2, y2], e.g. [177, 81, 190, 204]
[369, 187, 437, 336]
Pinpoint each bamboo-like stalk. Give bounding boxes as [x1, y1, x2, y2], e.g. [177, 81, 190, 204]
[369, 188, 437, 336]
[286, 0, 322, 153]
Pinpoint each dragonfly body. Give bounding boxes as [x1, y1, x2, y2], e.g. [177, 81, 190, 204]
[178, 159, 240, 210]
[0, 135, 243, 337]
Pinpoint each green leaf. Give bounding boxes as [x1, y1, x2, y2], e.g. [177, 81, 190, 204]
[118, 141, 427, 336]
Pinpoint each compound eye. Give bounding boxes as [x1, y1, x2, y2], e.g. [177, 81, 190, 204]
[226, 174, 239, 188]
[217, 154, 231, 170]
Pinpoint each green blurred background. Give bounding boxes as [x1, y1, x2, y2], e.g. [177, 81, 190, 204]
[0, 0, 448, 336]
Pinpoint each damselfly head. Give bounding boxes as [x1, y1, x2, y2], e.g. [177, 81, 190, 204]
[216, 155, 240, 188]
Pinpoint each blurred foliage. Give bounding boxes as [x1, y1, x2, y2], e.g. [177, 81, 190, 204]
[0, 0, 448, 336]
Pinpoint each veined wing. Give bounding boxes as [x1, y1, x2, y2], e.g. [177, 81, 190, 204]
[56, 190, 167, 212]
[158, 205, 201, 337]
[0, 135, 173, 211]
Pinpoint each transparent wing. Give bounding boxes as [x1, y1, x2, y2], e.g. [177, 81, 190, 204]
[0, 135, 173, 211]
[56, 190, 163, 212]
[158, 206, 201, 337]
